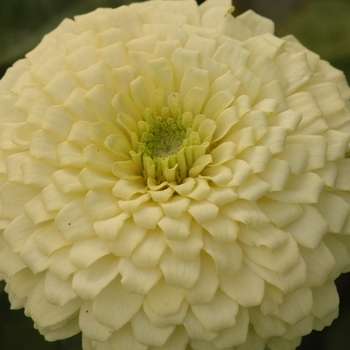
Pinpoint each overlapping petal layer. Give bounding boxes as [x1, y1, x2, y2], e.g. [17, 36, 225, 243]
[1, 1, 350, 349]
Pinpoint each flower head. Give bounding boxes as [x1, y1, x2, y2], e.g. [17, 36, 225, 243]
[1, 0, 350, 349]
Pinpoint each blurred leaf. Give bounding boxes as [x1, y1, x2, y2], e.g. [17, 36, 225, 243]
[0, 0, 139, 66]
[277, 0, 350, 63]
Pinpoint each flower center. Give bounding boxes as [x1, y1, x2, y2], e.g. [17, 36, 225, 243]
[115, 91, 216, 185]
[131, 105, 190, 184]
[144, 116, 185, 159]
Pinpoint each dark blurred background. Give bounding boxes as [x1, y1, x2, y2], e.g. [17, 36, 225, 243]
[1, 0, 350, 349]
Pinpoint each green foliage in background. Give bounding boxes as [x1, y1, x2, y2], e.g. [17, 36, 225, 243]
[277, 0, 350, 80]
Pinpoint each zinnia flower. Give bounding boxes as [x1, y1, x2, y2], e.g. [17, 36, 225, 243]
[1, 0, 350, 349]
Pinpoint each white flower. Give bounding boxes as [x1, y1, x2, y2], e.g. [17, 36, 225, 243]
[1, 0, 350, 349]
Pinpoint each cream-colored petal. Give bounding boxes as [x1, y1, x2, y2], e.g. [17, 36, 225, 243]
[44, 71, 79, 103]
[158, 212, 192, 240]
[316, 192, 350, 233]
[165, 221, 203, 261]
[79, 167, 117, 190]
[160, 196, 191, 219]
[287, 135, 327, 171]
[213, 40, 250, 74]
[93, 212, 130, 241]
[285, 204, 328, 249]
[131, 309, 175, 347]
[304, 82, 347, 118]
[83, 190, 121, 221]
[210, 141, 236, 165]
[67, 45, 97, 71]
[130, 76, 157, 112]
[266, 336, 301, 350]
[225, 159, 252, 187]
[334, 159, 350, 190]
[19, 232, 50, 274]
[112, 179, 148, 200]
[238, 224, 288, 252]
[113, 94, 142, 126]
[275, 52, 312, 95]
[72, 255, 119, 300]
[242, 233, 300, 275]
[187, 200, 219, 224]
[35, 222, 70, 256]
[48, 246, 78, 281]
[146, 278, 185, 318]
[107, 324, 147, 350]
[183, 87, 207, 117]
[119, 257, 162, 294]
[159, 249, 201, 289]
[92, 276, 144, 333]
[235, 66, 263, 103]
[212, 307, 249, 349]
[55, 199, 95, 240]
[222, 199, 270, 227]
[258, 199, 303, 228]
[220, 264, 264, 307]
[25, 278, 81, 328]
[237, 10, 274, 35]
[0, 237, 27, 278]
[3, 213, 35, 253]
[171, 47, 200, 90]
[148, 326, 189, 350]
[57, 141, 85, 168]
[266, 173, 324, 204]
[245, 253, 307, 294]
[69, 238, 110, 269]
[324, 235, 350, 279]
[183, 309, 218, 342]
[199, 165, 232, 185]
[52, 168, 85, 193]
[67, 120, 91, 147]
[203, 233, 242, 276]
[29, 130, 60, 165]
[79, 300, 114, 343]
[44, 271, 77, 307]
[202, 213, 239, 243]
[185, 34, 216, 60]
[21, 158, 56, 187]
[311, 281, 339, 319]
[237, 145, 271, 174]
[118, 193, 151, 213]
[88, 121, 119, 148]
[249, 307, 286, 338]
[259, 158, 290, 192]
[108, 219, 147, 257]
[206, 186, 237, 206]
[260, 283, 284, 316]
[133, 203, 164, 229]
[192, 290, 239, 332]
[324, 129, 350, 161]
[212, 107, 239, 143]
[6, 268, 35, 301]
[24, 194, 57, 225]
[185, 253, 219, 305]
[83, 144, 116, 173]
[236, 175, 271, 201]
[77, 64, 114, 91]
[278, 287, 313, 324]
[132, 228, 167, 268]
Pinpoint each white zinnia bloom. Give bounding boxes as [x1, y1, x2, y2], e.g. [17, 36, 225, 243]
[1, 0, 350, 349]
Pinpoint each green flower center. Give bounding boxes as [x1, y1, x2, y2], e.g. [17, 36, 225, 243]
[144, 115, 185, 159]
[115, 91, 216, 185]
